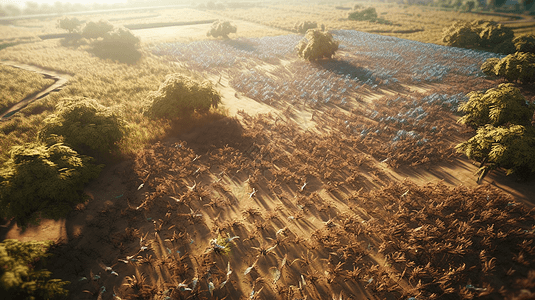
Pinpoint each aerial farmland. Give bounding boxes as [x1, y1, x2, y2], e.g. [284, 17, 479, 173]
[1, 1, 535, 299]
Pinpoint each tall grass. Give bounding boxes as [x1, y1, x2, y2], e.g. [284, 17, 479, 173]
[0, 65, 54, 113]
[0, 39, 184, 163]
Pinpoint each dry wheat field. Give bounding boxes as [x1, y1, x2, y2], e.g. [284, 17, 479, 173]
[1, 2, 535, 300]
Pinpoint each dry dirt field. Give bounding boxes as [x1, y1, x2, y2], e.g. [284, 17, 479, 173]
[1, 4, 535, 300]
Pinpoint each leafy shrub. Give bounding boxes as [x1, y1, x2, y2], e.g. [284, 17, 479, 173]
[442, 21, 481, 48]
[294, 21, 317, 34]
[513, 34, 535, 53]
[481, 57, 500, 76]
[90, 27, 141, 63]
[458, 83, 534, 129]
[0, 142, 101, 227]
[478, 21, 514, 50]
[38, 98, 127, 159]
[348, 7, 378, 21]
[0, 239, 70, 300]
[206, 20, 237, 39]
[456, 124, 535, 181]
[143, 73, 221, 119]
[443, 20, 514, 53]
[80, 20, 113, 39]
[56, 17, 82, 33]
[493, 52, 535, 84]
[59, 19, 141, 63]
[296, 29, 339, 61]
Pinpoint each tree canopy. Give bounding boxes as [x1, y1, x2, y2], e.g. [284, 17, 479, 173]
[296, 29, 339, 61]
[144, 73, 221, 119]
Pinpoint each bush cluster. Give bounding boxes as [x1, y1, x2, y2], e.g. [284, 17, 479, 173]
[458, 83, 534, 129]
[348, 7, 378, 21]
[456, 84, 535, 181]
[206, 20, 237, 39]
[143, 73, 221, 119]
[0, 239, 69, 300]
[0, 142, 102, 227]
[294, 21, 317, 34]
[38, 97, 127, 159]
[1, 97, 125, 227]
[347, 7, 392, 24]
[296, 29, 339, 61]
[482, 52, 535, 84]
[57, 18, 141, 63]
[442, 20, 514, 53]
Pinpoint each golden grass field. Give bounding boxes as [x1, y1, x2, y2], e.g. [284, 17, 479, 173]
[1, 2, 535, 300]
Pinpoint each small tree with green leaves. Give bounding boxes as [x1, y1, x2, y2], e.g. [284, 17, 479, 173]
[456, 124, 535, 181]
[296, 29, 339, 61]
[0, 143, 101, 227]
[348, 7, 378, 21]
[294, 21, 317, 34]
[80, 20, 114, 39]
[143, 73, 221, 119]
[481, 57, 500, 76]
[206, 20, 237, 39]
[458, 83, 534, 129]
[38, 98, 127, 159]
[56, 16, 83, 33]
[494, 52, 535, 84]
[513, 34, 535, 53]
[442, 21, 481, 48]
[478, 21, 514, 50]
[0, 239, 70, 300]
[90, 27, 141, 63]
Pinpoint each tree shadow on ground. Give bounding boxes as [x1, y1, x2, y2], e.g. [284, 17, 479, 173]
[315, 59, 375, 82]
[221, 38, 257, 52]
[174, 116, 255, 154]
[88, 45, 142, 65]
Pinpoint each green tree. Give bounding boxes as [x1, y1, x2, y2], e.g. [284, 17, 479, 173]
[0, 239, 70, 300]
[207, 20, 237, 39]
[38, 98, 127, 159]
[81, 20, 114, 39]
[456, 124, 535, 181]
[477, 21, 514, 51]
[0, 143, 101, 227]
[458, 83, 534, 129]
[494, 52, 535, 83]
[296, 29, 339, 61]
[294, 21, 318, 34]
[481, 57, 500, 76]
[90, 27, 141, 63]
[442, 21, 480, 48]
[56, 16, 83, 33]
[348, 7, 378, 21]
[143, 73, 221, 119]
[513, 34, 535, 53]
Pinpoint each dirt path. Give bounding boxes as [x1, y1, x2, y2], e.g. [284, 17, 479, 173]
[0, 60, 72, 121]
